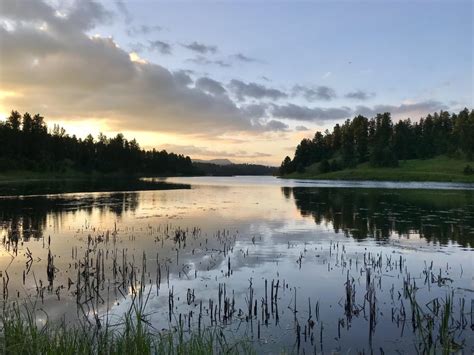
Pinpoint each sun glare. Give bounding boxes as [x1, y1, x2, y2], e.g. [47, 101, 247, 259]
[129, 52, 147, 64]
[48, 119, 110, 138]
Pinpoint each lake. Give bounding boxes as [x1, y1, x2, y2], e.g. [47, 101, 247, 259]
[1, 176, 473, 353]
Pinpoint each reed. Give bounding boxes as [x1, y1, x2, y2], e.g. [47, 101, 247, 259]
[0, 301, 254, 355]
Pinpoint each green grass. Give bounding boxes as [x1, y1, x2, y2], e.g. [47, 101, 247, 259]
[0, 303, 254, 355]
[0, 169, 198, 184]
[0, 169, 127, 183]
[284, 156, 474, 183]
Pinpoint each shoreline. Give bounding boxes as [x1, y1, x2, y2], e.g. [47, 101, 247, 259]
[280, 156, 474, 183]
[0, 171, 194, 184]
[279, 174, 474, 183]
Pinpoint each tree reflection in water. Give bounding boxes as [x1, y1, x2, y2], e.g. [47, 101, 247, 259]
[284, 186, 474, 246]
[0, 193, 140, 252]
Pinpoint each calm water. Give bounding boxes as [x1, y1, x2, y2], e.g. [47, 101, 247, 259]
[1, 176, 473, 353]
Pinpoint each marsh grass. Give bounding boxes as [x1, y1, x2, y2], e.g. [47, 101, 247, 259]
[0, 301, 254, 355]
[1, 221, 472, 354]
[406, 287, 465, 354]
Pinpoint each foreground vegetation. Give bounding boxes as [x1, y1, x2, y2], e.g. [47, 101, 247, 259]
[1, 284, 467, 355]
[280, 108, 474, 181]
[285, 155, 474, 182]
[0, 303, 253, 355]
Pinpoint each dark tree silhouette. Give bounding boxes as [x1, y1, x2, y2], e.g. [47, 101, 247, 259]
[0, 110, 276, 177]
[0, 110, 196, 176]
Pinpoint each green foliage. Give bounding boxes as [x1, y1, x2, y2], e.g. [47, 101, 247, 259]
[370, 113, 398, 167]
[286, 155, 474, 183]
[341, 119, 357, 167]
[330, 159, 341, 172]
[352, 115, 369, 163]
[370, 146, 398, 168]
[0, 303, 253, 355]
[463, 164, 473, 175]
[454, 109, 474, 160]
[405, 287, 464, 353]
[319, 159, 330, 173]
[279, 156, 293, 175]
[280, 108, 474, 175]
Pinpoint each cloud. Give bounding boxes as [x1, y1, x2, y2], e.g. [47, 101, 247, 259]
[0, 0, 452, 141]
[292, 85, 336, 101]
[229, 79, 287, 101]
[271, 104, 351, 122]
[0, 0, 290, 136]
[241, 103, 268, 118]
[195, 77, 226, 96]
[231, 53, 259, 63]
[345, 90, 375, 100]
[148, 40, 172, 55]
[0, 0, 112, 32]
[354, 100, 448, 119]
[114, 0, 132, 24]
[126, 25, 162, 37]
[295, 125, 309, 131]
[68, 1, 114, 30]
[271, 101, 448, 123]
[187, 55, 231, 68]
[173, 70, 193, 87]
[128, 42, 146, 53]
[262, 120, 289, 131]
[271, 100, 450, 123]
[182, 41, 217, 54]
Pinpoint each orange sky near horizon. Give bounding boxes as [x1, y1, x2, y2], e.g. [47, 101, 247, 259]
[0, 102, 311, 166]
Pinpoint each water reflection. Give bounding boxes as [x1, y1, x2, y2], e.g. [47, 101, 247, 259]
[285, 187, 474, 246]
[0, 193, 143, 252]
[0, 179, 473, 353]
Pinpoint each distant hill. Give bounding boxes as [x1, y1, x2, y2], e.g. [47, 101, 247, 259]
[192, 158, 233, 166]
[194, 162, 277, 176]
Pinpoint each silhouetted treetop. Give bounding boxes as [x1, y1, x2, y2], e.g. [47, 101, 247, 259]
[0, 110, 196, 175]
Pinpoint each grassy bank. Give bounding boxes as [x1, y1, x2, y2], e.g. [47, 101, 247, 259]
[0, 303, 253, 355]
[0, 169, 197, 184]
[0, 169, 136, 183]
[283, 156, 474, 183]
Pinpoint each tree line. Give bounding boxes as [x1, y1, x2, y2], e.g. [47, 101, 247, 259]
[279, 108, 474, 175]
[0, 110, 196, 175]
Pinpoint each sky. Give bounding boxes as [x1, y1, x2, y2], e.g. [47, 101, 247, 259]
[0, 0, 472, 166]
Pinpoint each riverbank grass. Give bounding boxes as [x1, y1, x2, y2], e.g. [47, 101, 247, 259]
[0, 169, 125, 183]
[284, 156, 474, 182]
[0, 304, 254, 355]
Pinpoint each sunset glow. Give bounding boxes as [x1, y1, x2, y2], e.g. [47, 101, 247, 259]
[0, 0, 471, 165]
